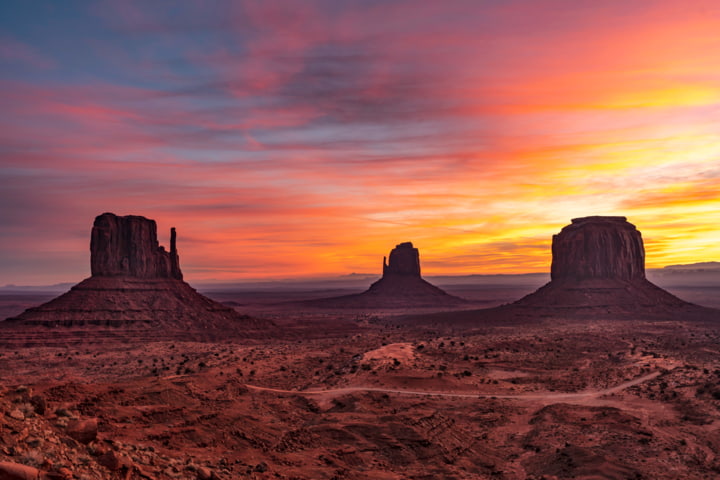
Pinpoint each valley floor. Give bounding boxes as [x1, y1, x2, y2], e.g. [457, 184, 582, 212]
[2, 309, 720, 480]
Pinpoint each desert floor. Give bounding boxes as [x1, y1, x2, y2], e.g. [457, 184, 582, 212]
[1, 283, 719, 480]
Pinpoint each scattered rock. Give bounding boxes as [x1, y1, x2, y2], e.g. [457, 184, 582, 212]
[7, 409, 24, 421]
[25, 436, 42, 448]
[54, 468, 73, 480]
[0, 461, 42, 480]
[97, 450, 133, 471]
[29, 396, 46, 416]
[65, 418, 98, 444]
[54, 408, 71, 418]
[196, 466, 214, 480]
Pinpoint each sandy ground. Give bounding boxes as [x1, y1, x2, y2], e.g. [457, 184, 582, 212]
[1, 285, 719, 479]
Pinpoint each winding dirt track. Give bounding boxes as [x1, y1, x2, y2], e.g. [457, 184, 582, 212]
[245, 371, 661, 401]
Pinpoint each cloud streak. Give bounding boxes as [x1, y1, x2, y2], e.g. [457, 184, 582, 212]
[1, 0, 719, 283]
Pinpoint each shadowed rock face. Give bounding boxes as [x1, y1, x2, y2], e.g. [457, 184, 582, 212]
[406, 216, 718, 326]
[3, 212, 274, 342]
[509, 216, 696, 316]
[91, 213, 182, 280]
[551, 216, 644, 282]
[383, 242, 421, 277]
[304, 242, 465, 308]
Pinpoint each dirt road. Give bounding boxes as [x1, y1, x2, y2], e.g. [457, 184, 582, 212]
[245, 371, 661, 401]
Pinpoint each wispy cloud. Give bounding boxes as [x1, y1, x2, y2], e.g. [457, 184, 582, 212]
[1, 0, 719, 283]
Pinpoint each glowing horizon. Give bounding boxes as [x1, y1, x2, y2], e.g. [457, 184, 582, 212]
[1, 1, 719, 285]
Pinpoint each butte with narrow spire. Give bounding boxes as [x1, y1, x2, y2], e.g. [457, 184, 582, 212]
[3, 212, 273, 344]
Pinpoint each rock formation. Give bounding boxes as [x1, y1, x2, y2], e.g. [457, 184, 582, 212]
[306, 242, 465, 308]
[406, 216, 718, 327]
[511, 216, 692, 313]
[3, 213, 273, 343]
[383, 242, 421, 277]
[90, 213, 182, 279]
[550, 216, 645, 282]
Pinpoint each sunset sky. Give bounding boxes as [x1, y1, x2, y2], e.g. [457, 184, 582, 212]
[1, 0, 719, 285]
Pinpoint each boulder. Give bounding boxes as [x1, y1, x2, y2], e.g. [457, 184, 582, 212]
[97, 451, 133, 471]
[0, 461, 43, 480]
[29, 395, 46, 416]
[65, 418, 98, 444]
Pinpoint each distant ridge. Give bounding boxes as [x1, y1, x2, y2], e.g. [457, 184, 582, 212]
[661, 261, 720, 270]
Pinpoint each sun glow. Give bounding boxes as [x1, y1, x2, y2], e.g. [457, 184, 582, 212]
[1, 1, 719, 283]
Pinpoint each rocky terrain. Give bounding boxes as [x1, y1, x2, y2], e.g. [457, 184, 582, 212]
[2, 314, 720, 479]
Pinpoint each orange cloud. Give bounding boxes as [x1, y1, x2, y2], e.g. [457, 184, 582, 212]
[1, 1, 720, 283]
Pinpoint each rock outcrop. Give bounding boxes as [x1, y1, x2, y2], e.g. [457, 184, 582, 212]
[306, 242, 465, 308]
[514, 216, 691, 313]
[383, 242, 421, 277]
[550, 216, 645, 282]
[407, 216, 718, 326]
[3, 213, 273, 344]
[90, 213, 182, 279]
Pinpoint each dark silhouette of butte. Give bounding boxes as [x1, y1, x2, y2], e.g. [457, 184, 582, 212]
[514, 216, 690, 310]
[414, 216, 718, 325]
[306, 242, 465, 308]
[3, 213, 273, 343]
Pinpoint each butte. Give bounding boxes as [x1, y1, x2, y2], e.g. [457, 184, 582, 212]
[2, 213, 273, 344]
[412, 216, 718, 325]
[513, 216, 692, 311]
[305, 242, 465, 308]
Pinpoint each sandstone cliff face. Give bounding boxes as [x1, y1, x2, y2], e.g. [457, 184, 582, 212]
[383, 242, 421, 277]
[360, 242, 463, 307]
[507, 215, 696, 316]
[305, 241, 465, 308]
[90, 213, 182, 280]
[5, 212, 274, 341]
[551, 216, 645, 282]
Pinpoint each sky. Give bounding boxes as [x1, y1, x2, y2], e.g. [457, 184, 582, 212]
[1, 0, 719, 285]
